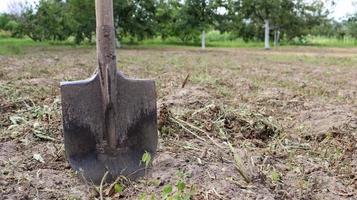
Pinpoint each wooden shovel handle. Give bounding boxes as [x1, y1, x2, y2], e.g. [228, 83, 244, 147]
[95, 0, 117, 102]
[96, 0, 117, 148]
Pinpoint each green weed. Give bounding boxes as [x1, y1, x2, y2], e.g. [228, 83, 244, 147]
[160, 173, 193, 200]
[141, 151, 152, 168]
[270, 170, 281, 183]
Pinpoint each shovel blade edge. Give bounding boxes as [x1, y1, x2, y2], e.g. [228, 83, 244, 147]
[60, 73, 157, 184]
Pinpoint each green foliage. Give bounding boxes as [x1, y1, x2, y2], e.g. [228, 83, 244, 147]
[206, 30, 232, 41]
[15, 0, 73, 41]
[114, 183, 123, 194]
[176, 180, 186, 191]
[270, 170, 281, 183]
[0, 14, 11, 30]
[38, 0, 72, 40]
[137, 171, 193, 200]
[173, 0, 219, 42]
[162, 185, 173, 196]
[231, 0, 330, 41]
[161, 176, 192, 200]
[0, 14, 22, 38]
[0, 0, 352, 46]
[346, 16, 357, 39]
[4, 20, 18, 31]
[139, 193, 155, 200]
[155, 0, 180, 40]
[114, 0, 157, 41]
[141, 151, 152, 168]
[67, 0, 95, 44]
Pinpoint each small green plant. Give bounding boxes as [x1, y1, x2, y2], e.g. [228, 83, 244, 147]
[114, 182, 123, 194]
[141, 151, 152, 168]
[68, 196, 81, 200]
[161, 172, 193, 200]
[162, 185, 173, 199]
[141, 151, 152, 179]
[139, 193, 147, 200]
[141, 151, 152, 195]
[176, 180, 186, 192]
[270, 170, 281, 183]
[138, 172, 193, 200]
[139, 192, 155, 200]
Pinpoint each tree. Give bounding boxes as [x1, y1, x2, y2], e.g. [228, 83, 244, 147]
[113, 0, 157, 42]
[0, 0, 337, 46]
[234, 0, 331, 48]
[337, 2, 357, 39]
[175, 0, 218, 48]
[346, 16, 357, 38]
[0, 14, 11, 30]
[155, 0, 180, 40]
[67, 0, 95, 44]
[1, 1, 31, 38]
[15, 0, 72, 41]
[282, 0, 331, 41]
[37, 0, 72, 41]
[211, 0, 232, 34]
[237, 0, 290, 49]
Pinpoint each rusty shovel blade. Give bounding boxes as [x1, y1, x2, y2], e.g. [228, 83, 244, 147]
[60, 72, 157, 184]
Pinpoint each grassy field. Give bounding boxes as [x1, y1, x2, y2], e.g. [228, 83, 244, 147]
[0, 42, 356, 199]
[307, 36, 357, 47]
[0, 38, 43, 55]
[2, 34, 357, 56]
[0, 36, 264, 55]
[0, 37, 91, 55]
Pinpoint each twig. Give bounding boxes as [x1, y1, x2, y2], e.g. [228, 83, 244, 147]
[191, 104, 215, 116]
[33, 131, 57, 141]
[181, 74, 190, 88]
[212, 188, 223, 199]
[170, 117, 206, 142]
[171, 116, 225, 150]
[227, 142, 251, 183]
[227, 177, 249, 189]
[105, 175, 130, 197]
[100, 171, 109, 200]
[331, 190, 356, 197]
[206, 170, 215, 180]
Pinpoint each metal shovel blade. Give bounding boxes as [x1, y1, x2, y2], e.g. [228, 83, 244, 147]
[60, 72, 157, 184]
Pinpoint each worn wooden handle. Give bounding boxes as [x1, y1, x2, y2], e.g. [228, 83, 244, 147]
[95, 0, 117, 98]
[95, 0, 118, 148]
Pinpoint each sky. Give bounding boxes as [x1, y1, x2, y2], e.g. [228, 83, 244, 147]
[0, 0, 356, 21]
[332, 0, 357, 20]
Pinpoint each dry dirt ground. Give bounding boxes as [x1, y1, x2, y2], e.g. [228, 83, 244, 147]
[0, 46, 356, 200]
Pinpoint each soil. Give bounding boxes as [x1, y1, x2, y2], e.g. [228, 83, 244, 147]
[0, 46, 356, 199]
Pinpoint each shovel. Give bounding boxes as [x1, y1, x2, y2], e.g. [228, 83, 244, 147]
[60, 0, 157, 184]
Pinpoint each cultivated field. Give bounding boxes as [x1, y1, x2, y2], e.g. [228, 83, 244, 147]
[0, 46, 356, 199]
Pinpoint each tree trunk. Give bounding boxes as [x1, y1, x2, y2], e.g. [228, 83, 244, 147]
[264, 19, 270, 50]
[277, 30, 280, 47]
[274, 29, 281, 47]
[201, 30, 206, 49]
[115, 38, 121, 49]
